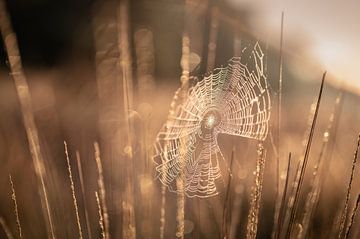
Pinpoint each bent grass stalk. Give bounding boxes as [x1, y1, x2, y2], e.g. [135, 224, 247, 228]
[64, 142, 83, 239]
[9, 175, 22, 239]
[0, 1, 55, 237]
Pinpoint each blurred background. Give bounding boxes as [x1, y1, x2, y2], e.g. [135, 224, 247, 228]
[0, 0, 359, 238]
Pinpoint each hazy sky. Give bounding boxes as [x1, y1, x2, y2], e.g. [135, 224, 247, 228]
[229, 0, 360, 92]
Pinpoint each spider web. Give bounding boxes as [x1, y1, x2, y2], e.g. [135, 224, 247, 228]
[154, 42, 271, 198]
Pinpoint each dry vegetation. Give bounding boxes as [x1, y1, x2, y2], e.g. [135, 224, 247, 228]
[0, 0, 359, 239]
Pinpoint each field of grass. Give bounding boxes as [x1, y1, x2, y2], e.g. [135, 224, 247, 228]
[0, 0, 359, 239]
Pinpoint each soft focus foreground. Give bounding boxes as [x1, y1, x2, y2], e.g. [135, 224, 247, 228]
[0, 1, 359, 239]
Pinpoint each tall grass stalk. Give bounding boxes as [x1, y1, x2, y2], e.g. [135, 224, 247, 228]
[221, 147, 235, 239]
[299, 92, 343, 239]
[117, 2, 137, 238]
[344, 194, 360, 239]
[246, 144, 266, 239]
[94, 142, 110, 239]
[0, 217, 14, 239]
[276, 153, 291, 239]
[92, 2, 131, 237]
[0, 1, 55, 237]
[286, 72, 326, 238]
[9, 175, 22, 239]
[281, 98, 317, 237]
[117, 0, 134, 133]
[95, 191, 105, 239]
[230, 183, 244, 239]
[63, 142, 83, 239]
[159, 88, 182, 239]
[134, 27, 156, 238]
[176, 32, 191, 239]
[159, 180, 167, 239]
[315, 93, 343, 237]
[76, 151, 92, 239]
[337, 134, 360, 239]
[273, 12, 285, 239]
[206, 6, 219, 72]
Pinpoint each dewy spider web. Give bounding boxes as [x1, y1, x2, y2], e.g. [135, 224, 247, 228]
[154, 42, 271, 198]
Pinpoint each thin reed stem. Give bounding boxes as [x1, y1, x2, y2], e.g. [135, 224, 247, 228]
[300, 92, 343, 239]
[286, 72, 326, 239]
[9, 175, 22, 239]
[175, 31, 191, 239]
[273, 12, 285, 239]
[344, 194, 360, 239]
[338, 134, 360, 239]
[159, 183, 167, 239]
[94, 142, 110, 239]
[221, 147, 235, 238]
[76, 151, 92, 239]
[281, 99, 317, 237]
[206, 6, 219, 72]
[246, 144, 266, 239]
[276, 153, 291, 239]
[0, 217, 14, 239]
[95, 191, 105, 239]
[64, 142, 83, 239]
[117, 2, 137, 238]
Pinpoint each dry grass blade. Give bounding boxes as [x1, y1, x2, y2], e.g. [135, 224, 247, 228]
[94, 142, 110, 239]
[344, 194, 360, 239]
[338, 134, 360, 239]
[246, 144, 266, 239]
[64, 142, 83, 239]
[9, 175, 22, 239]
[0, 217, 14, 239]
[286, 72, 326, 239]
[0, 1, 55, 238]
